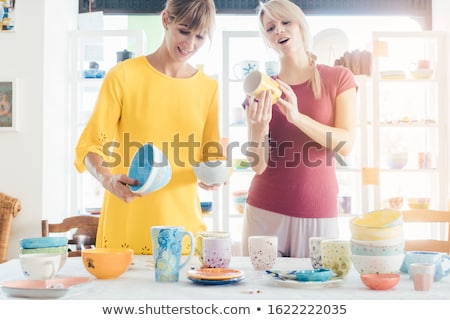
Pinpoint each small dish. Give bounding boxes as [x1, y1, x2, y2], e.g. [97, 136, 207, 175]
[267, 275, 343, 289]
[295, 268, 333, 282]
[1, 277, 93, 299]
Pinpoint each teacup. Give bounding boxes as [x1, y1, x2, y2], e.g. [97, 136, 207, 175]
[309, 237, 336, 269]
[248, 236, 278, 271]
[151, 226, 194, 282]
[19, 253, 61, 280]
[195, 231, 230, 265]
[321, 239, 351, 279]
[402, 251, 450, 282]
[410, 263, 435, 291]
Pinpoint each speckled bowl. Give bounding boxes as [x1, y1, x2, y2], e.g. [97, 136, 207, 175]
[350, 240, 404, 256]
[351, 253, 404, 274]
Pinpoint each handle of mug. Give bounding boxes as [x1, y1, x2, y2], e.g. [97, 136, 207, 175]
[441, 255, 450, 277]
[45, 261, 57, 279]
[178, 231, 195, 270]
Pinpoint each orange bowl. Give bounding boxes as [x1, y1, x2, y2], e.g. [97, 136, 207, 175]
[360, 273, 400, 290]
[81, 248, 133, 279]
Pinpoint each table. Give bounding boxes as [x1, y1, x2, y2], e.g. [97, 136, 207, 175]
[1, 255, 449, 300]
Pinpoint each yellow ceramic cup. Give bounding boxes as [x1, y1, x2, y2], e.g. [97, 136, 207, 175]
[243, 70, 281, 105]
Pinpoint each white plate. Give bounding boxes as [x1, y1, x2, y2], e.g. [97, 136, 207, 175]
[1, 277, 93, 299]
[266, 276, 343, 289]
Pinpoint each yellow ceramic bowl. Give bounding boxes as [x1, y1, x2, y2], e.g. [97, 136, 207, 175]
[351, 209, 402, 228]
[349, 222, 403, 241]
[81, 248, 133, 279]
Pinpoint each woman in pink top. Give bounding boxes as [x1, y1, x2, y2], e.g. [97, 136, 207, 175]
[241, 0, 357, 258]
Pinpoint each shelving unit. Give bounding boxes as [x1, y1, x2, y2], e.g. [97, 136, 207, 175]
[68, 30, 146, 216]
[371, 31, 448, 211]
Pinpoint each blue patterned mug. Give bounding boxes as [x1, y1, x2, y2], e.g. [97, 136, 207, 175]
[151, 226, 194, 282]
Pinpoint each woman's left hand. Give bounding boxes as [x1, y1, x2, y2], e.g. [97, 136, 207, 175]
[197, 180, 228, 191]
[275, 79, 301, 124]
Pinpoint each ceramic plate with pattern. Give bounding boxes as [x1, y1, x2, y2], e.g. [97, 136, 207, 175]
[1, 277, 93, 299]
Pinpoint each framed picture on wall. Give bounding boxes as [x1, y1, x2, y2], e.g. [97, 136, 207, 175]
[0, 80, 17, 131]
[0, 0, 15, 32]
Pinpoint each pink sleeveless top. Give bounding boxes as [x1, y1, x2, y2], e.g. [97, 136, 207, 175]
[246, 65, 356, 218]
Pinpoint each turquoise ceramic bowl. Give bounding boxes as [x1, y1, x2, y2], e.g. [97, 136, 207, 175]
[20, 237, 68, 249]
[295, 268, 333, 282]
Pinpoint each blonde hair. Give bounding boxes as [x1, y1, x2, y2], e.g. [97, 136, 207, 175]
[258, 0, 321, 98]
[165, 0, 216, 41]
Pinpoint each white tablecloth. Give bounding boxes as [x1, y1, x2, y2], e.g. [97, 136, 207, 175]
[1, 255, 449, 300]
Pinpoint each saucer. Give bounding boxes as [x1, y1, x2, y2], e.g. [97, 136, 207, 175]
[187, 268, 244, 280]
[187, 275, 245, 285]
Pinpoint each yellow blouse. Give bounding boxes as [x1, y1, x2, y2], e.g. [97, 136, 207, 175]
[75, 56, 221, 254]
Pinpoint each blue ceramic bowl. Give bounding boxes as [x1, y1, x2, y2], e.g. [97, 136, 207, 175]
[128, 143, 172, 194]
[20, 237, 68, 249]
[295, 268, 333, 282]
[200, 201, 213, 213]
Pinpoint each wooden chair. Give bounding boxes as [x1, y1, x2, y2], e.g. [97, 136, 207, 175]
[0, 192, 21, 263]
[402, 209, 450, 254]
[41, 215, 99, 257]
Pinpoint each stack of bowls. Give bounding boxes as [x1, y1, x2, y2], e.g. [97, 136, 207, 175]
[349, 209, 405, 275]
[19, 236, 69, 271]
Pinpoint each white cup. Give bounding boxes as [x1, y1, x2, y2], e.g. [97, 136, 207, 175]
[265, 60, 279, 76]
[309, 237, 336, 269]
[19, 253, 61, 280]
[248, 236, 278, 271]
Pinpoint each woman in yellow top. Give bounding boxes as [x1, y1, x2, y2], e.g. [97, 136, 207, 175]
[74, 0, 220, 254]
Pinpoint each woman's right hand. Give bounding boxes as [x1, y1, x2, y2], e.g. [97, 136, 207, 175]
[101, 174, 143, 203]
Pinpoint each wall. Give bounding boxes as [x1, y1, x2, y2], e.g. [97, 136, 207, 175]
[0, 0, 77, 260]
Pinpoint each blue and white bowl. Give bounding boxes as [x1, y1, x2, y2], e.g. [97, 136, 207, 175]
[128, 143, 172, 194]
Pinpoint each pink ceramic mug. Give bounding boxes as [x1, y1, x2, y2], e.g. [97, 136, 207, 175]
[202, 237, 232, 268]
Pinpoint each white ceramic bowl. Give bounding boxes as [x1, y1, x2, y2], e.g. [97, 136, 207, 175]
[192, 160, 233, 186]
[351, 253, 404, 274]
[384, 152, 408, 169]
